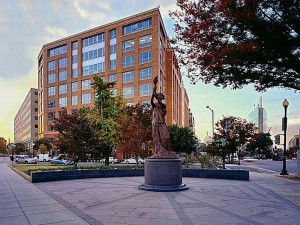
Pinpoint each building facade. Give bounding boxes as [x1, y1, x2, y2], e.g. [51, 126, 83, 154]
[289, 135, 299, 149]
[14, 88, 38, 151]
[188, 108, 195, 133]
[38, 8, 190, 140]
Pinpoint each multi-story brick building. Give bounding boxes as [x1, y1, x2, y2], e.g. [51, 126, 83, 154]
[37, 8, 190, 140]
[14, 88, 38, 151]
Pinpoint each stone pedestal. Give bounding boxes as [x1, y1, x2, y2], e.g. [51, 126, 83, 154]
[138, 158, 189, 192]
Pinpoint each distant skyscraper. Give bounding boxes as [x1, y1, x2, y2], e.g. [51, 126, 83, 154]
[248, 96, 268, 133]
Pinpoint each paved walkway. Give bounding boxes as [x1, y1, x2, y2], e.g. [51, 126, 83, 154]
[0, 157, 299, 225]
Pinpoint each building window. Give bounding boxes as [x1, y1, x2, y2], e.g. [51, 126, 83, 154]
[110, 44, 116, 54]
[59, 71, 67, 81]
[59, 84, 67, 94]
[122, 39, 134, 52]
[123, 18, 152, 35]
[48, 125, 54, 131]
[140, 84, 152, 96]
[123, 71, 134, 83]
[82, 62, 105, 76]
[59, 57, 67, 68]
[72, 55, 78, 64]
[140, 51, 152, 64]
[48, 99, 55, 108]
[72, 42, 78, 50]
[48, 61, 55, 71]
[48, 112, 55, 121]
[35, 116, 38, 120]
[82, 79, 91, 90]
[82, 93, 91, 104]
[110, 59, 116, 70]
[111, 89, 117, 97]
[82, 33, 105, 47]
[82, 48, 105, 61]
[140, 67, 152, 80]
[49, 45, 67, 57]
[139, 34, 152, 48]
[110, 29, 116, 39]
[71, 82, 78, 92]
[72, 95, 78, 105]
[35, 108, 38, 112]
[48, 73, 55, 83]
[72, 68, 78, 78]
[48, 86, 55, 96]
[59, 97, 67, 107]
[109, 74, 117, 82]
[122, 55, 134, 67]
[123, 86, 134, 99]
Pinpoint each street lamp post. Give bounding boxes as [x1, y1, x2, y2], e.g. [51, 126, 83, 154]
[280, 98, 289, 175]
[206, 106, 214, 140]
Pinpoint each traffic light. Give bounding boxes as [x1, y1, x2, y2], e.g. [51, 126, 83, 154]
[225, 119, 232, 133]
[274, 134, 280, 145]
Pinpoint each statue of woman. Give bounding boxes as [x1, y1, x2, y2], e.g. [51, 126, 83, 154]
[151, 76, 172, 156]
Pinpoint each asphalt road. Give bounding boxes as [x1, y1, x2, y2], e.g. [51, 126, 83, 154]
[226, 158, 298, 174]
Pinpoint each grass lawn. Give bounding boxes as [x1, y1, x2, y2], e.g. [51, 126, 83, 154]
[10, 164, 142, 175]
[11, 164, 75, 175]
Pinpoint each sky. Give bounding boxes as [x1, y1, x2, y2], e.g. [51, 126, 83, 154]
[0, 0, 299, 144]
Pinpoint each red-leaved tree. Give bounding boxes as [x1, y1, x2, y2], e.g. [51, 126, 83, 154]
[170, 0, 300, 91]
[116, 104, 153, 165]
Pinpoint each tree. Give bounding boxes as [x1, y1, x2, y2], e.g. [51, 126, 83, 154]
[247, 133, 273, 158]
[81, 76, 124, 165]
[33, 138, 52, 155]
[215, 116, 257, 165]
[0, 138, 7, 154]
[53, 109, 95, 160]
[170, 0, 300, 91]
[14, 142, 26, 155]
[116, 103, 153, 165]
[167, 124, 198, 155]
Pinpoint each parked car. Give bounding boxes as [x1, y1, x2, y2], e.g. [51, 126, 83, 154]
[37, 154, 51, 162]
[100, 157, 117, 164]
[123, 157, 144, 164]
[15, 155, 29, 163]
[50, 156, 75, 165]
[17, 155, 37, 164]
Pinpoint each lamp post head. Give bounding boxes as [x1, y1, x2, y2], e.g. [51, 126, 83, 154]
[282, 99, 289, 108]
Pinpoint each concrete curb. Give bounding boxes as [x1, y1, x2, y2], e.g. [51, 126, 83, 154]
[30, 168, 249, 183]
[8, 164, 31, 182]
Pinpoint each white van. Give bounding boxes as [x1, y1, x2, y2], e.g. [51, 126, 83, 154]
[37, 154, 51, 162]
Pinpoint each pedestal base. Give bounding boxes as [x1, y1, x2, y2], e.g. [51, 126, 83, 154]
[138, 157, 189, 192]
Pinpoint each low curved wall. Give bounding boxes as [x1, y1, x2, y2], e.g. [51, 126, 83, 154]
[31, 168, 249, 183]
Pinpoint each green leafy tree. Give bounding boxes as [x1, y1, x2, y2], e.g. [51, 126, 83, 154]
[33, 138, 52, 155]
[215, 116, 257, 166]
[14, 142, 26, 155]
[53, 109, 95, 160]
[168, 124, 198, 155]
[170, 0, 300, 91]
[247, 133, 273, 158]
[0, 138, 7, 154]
[116, 103, 153, 165]
[81, 76, 124, 165]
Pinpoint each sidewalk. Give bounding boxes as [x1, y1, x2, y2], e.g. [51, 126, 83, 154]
[0, 158, 89, 225]
[1, 157, 299, 225]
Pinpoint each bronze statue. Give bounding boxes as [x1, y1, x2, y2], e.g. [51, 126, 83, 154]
[151, 76, 172, 156]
